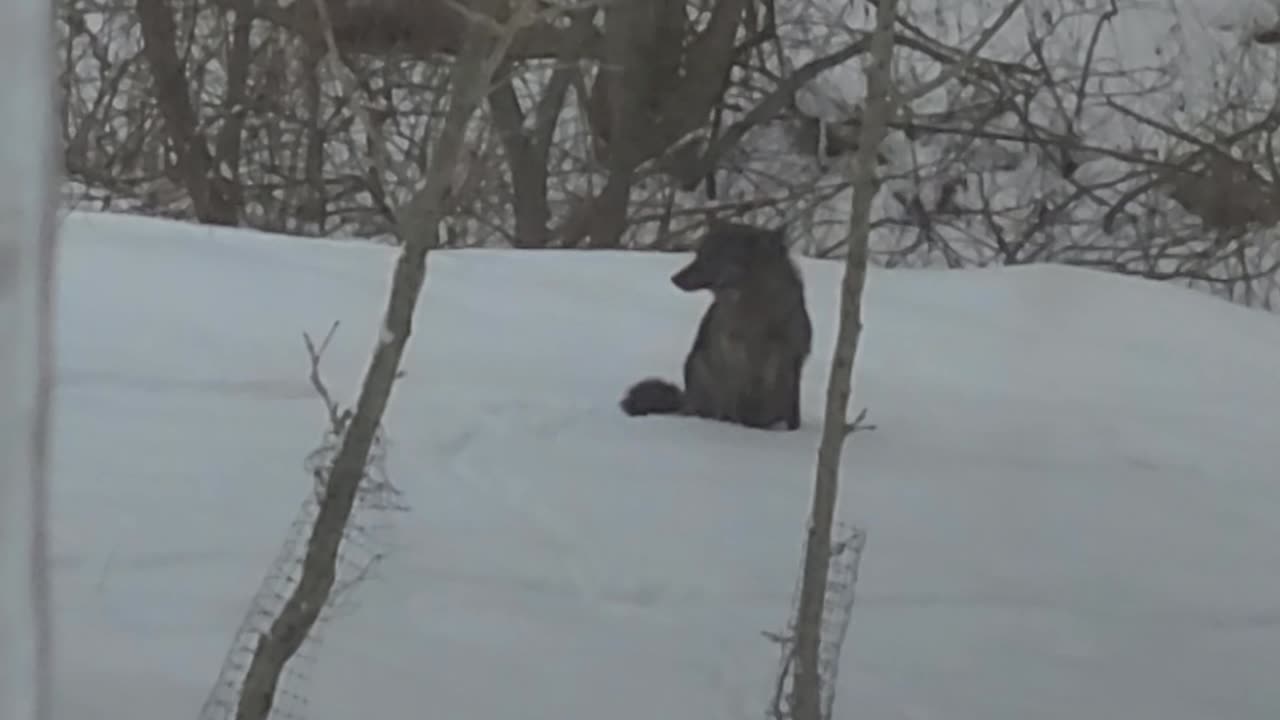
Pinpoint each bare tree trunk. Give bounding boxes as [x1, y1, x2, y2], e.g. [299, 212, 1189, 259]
[488, 8, 590, 249]
[136, 0, 239, 225]
[0, 0, 59, 717]
[210, 0, 256, 218]
[562, 0, 744, 249]
[490, 75, 553, 247]
[790, 2, 898, 719]
[574, 0, 661, 248]
[229, 3, 533, 719]
[489, 58, 579, 248]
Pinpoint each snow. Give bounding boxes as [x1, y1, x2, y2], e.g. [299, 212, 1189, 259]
[52, 210, 1280, 719]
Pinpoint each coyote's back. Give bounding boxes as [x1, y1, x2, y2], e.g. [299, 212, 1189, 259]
[620, 221, 812, 431]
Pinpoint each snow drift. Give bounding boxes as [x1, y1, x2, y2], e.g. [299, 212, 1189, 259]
[50, 210, 1280, 719]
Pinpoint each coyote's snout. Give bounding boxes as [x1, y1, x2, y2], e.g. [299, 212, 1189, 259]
[620, 221, 813, 431]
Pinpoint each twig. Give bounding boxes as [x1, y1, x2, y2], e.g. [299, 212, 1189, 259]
[303, 320, 348, 433]
[843, 406, 877, 435]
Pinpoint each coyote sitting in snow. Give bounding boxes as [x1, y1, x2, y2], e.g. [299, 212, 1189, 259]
[620, 221, 813, 431]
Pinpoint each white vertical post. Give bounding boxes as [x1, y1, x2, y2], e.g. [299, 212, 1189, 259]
[0, 0, 59, 716]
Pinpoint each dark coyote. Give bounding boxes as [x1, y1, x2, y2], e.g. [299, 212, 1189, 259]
[620, 221, 813, 431]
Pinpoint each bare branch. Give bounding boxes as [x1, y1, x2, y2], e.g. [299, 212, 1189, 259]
[688, 37, 875, 186]
[900, 0, 1024, 105]
[843, 407, 876, 436]
[303, 321, 347, 433]
[309, 0, 408, 196]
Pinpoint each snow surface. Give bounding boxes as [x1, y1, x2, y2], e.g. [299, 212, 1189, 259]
[51, 210, 1280, 719]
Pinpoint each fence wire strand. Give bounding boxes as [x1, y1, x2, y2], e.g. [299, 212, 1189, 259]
[199, 420, 405, 720]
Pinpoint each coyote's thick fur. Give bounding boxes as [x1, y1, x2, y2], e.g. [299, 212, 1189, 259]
[621, 221, 813, 431]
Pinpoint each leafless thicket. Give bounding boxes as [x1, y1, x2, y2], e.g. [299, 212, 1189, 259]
[851, 0, 1280, 308]
[58, 0, 865, 246]
[57, 0, 1280, 308]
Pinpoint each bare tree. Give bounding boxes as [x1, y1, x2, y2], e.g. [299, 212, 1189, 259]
[134, 0, 241, 225]
[227, 2, 539, 718]
[0, 0, 59, 717]
[789, 0, 898, 719]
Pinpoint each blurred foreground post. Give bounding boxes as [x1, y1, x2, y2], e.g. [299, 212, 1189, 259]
[0, 0, 59, 717]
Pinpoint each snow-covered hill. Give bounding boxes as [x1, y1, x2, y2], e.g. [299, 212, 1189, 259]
[52, 210, 1280, 719]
